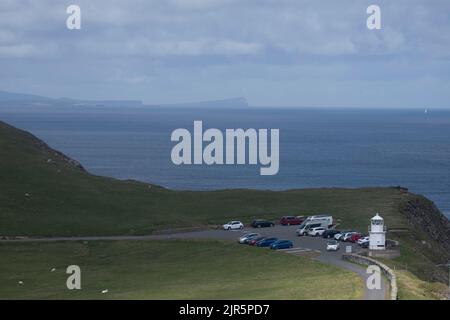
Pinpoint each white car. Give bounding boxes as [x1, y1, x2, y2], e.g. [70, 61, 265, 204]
[326, 240, 340, 251]
[357, 236, 370, 245]
[307, 227, 327, 236]
[334, 232, 344, 240]
[223, 221, 244, 230]
[238, 233, 259, 244]
[342, 232, 356, 242]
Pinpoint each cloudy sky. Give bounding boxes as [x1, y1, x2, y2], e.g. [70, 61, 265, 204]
[0, 0, 449, 107]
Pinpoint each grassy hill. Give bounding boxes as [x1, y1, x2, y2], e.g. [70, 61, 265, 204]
[0, 120, 449, 297]
[0, 121, 418, 236]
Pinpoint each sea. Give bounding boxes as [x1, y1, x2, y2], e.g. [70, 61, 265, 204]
[1, 105, 449, 218]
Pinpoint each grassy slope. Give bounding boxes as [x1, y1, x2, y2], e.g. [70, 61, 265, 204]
[0, 121, 408, 236]
[394, 271, 448, 300]
[0, 120, 449, 298]
[0, 240, 363, 300]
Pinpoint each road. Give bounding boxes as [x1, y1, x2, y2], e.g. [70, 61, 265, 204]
[1, 225, 387, 300]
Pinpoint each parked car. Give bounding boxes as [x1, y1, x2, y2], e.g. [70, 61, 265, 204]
[343, 232, 357, 242]
[361, 240, 370, 248]
[334, 231, 353, 241]
[223, 221, 244, 230]
[326, 240, 340, 251]
[307, 227, 327, 236]
[334, 232, 344, 241]
[322, 229, 341, 239]
[251, 219, 275, 228]
[350, 233, 362, 243]
[280, 216, 303, 226]
[248, 236, 266, 246]
[238, 233, 260, 244]
[256, 237, 279, 247]
[357, 236, 370, 246]
[270, 240, 294, 250]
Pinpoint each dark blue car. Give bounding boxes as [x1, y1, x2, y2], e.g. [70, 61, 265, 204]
[270, 240, 294, 250]
[256, 237, 278, 247]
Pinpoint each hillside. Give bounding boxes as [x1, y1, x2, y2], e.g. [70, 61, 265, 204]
[0, 120, 449, 286]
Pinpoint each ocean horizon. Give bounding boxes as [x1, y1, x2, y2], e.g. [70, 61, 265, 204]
[1, 105, 449, 219]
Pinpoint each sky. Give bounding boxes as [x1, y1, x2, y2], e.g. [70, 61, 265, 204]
[0, 0, 449, 107]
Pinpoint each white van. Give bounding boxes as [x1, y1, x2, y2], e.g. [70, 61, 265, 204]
[296, 215, 333, 236]
[303, 215, 333, 226]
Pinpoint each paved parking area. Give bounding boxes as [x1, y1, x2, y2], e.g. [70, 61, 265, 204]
[153, 225, 387, 300]
[153, 225, 360, 257]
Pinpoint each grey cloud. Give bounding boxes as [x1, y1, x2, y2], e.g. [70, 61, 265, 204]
[1, 0, 448, 59]
[0, 0, 449, 107]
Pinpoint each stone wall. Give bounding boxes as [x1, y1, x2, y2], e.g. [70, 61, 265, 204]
[342, 253, 398, 300]
[367, 249, 400, 259]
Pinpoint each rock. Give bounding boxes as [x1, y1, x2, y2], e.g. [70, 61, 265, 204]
[400, 195, 450, 282]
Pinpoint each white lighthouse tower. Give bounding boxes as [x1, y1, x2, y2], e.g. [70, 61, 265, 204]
[369, 213, 386, 250]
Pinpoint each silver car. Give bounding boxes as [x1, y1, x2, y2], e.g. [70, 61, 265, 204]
[238, 233, 260, 244]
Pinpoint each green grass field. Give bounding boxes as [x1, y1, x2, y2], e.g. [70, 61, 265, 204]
[0, 240, 363, 300]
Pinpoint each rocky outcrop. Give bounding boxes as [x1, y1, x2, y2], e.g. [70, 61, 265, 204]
[399, 194, 450, 283]
[400, 195, 450, 258]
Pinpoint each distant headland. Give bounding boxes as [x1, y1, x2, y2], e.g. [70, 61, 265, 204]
[0, 89, 248, 109]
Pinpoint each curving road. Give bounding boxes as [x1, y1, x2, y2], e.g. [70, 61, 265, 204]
[1, 225, 387, 300]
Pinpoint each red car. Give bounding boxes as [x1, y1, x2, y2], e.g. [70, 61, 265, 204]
[350, 233, 362, 242]
[280, 216, 303, 226]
